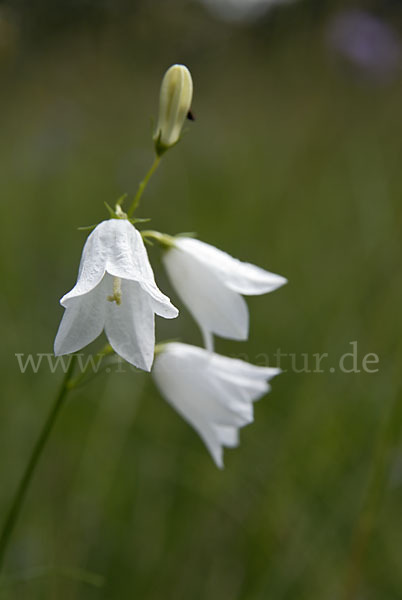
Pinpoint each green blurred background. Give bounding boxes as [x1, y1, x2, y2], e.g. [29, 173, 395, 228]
[1, 0, 402, 598]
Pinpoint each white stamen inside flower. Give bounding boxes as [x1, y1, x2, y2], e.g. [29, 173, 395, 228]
[107, 277, 122, 305]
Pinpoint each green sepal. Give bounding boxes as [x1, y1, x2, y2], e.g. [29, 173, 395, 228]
[153, 130, 168, 157]
[130, 217, 151, 225]
[176, 231, 197, 238]
[115, 193, 128, 207]
[104, 201, 116, 218]
[77, 224, 98, 232]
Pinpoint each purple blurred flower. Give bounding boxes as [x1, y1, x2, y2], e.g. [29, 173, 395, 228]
[327, 10, 401, 80]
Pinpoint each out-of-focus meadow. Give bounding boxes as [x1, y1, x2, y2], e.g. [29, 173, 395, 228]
[0, 0, 402, 598]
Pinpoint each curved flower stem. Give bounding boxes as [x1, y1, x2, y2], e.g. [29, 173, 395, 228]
[140, 230, 175, 248]
[0, 355, 78, 573]
[127, 155, 161, 218]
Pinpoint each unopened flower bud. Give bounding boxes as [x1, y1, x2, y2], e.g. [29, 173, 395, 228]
[154, 64, 193, 156]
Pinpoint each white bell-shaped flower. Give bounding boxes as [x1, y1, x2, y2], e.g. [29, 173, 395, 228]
[152, 342, 280, 468]
[162, 237, 287, 350]
[54, 219, 178, 371]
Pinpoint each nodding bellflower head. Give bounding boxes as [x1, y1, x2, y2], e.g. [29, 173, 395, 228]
[153, 64, 193, 155]
[153, 342, 281, 468]
[54, 219, 178, 371]
[162, 237, 287, 351]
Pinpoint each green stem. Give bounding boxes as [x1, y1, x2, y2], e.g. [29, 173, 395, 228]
[127, 155, 161, 218]
[67, 344, 113, 390]
[0, 355, 78, 573]
[140, 230, 175, 248]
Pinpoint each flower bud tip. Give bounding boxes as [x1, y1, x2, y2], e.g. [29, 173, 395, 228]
[153, 64, 193, 155]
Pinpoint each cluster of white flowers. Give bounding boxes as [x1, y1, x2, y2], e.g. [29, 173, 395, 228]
[54, 65, 287, 467]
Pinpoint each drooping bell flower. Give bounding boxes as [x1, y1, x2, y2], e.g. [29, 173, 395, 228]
[162, 236, 287, 350]
[152, 342, 280, 467]
[54, 219, 178, 371]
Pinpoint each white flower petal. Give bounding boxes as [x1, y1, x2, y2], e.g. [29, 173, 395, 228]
[153, 352, 226, 467]
[174, 237, 287, 295]
[60, 223, 111, 303]
[102, 219, 179, 318]
[214, 425, 239, 448]
[211, 353, 281, 383]
[54, 276, 109, 355]
[59, 219, 167, 304]
[104, 279, 155, 371]
[196, 421, 225, 469]
[143, 283, 179, 319]
[152, 343, 280, 467]
[207, 372, 268, 409]
[203, 423, 240, 468]
[163, 246, 249, 341]
[104, 219, 154, 281]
